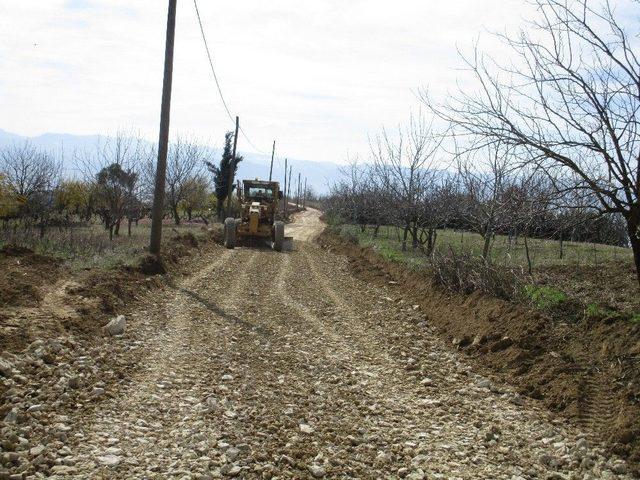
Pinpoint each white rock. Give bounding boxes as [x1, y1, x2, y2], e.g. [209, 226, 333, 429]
[51, 465, 78, 474]
[97, 454, 122, 467]
[3, 409, 18, 424]
[308, 464, 326, 478]
[105, 315, 126, 336]
[476, 378, 491, 389]
[0, 358, 13, 377]
[221, 464, 241, 476]
[299, 423, 314, 434]
[30, 445, 46, 456]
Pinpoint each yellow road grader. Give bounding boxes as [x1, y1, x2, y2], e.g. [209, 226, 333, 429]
[224, 179, 285, 251]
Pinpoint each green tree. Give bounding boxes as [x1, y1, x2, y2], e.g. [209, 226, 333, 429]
[55, 180, 91, 218]
[180, 176, 210, 221]
[0, 173, 19, 220]
[94, 163, 138, 240]
[205, 131, 243, 219]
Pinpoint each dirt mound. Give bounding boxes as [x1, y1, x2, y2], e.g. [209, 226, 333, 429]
[318, 230, 640, 470]
[0, 245, 62, 308]
[0, 230, 219, 356]
[63, 232, 208, 335]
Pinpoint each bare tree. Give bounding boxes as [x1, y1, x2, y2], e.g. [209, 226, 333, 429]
[0, 142, 61, 205]
[425, 0, 640, 284]
[165, 138, 206, 225]
[0, 142, 62, 236]
[144, 137, 207, 225]
[370, 113, 443, 251]
[456, 143, 516, 260]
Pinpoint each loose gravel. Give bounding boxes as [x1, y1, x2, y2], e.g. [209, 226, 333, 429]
[0, 210, 634, 479]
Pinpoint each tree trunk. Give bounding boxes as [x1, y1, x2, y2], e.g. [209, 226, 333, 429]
[426, 229, 436, 256]
[411, 224, 419, 250]
[114, 219, 121, 236]
[373, 224, 380, 238]
[128, 218, 133, 237]
[482, 233, 492, 261]
[109, 225, 114, 241]
[402, 222, 410, 252]
[172, 205, 181, 225]
[524, 235, 532, 276]
[627, 217, 640, 287]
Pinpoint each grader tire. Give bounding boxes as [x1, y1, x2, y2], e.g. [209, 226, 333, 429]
[224, 217, 237, 249]
[273, 221, 285, 252]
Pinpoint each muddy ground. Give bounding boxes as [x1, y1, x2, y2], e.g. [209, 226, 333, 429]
[0, 210, 637, 478]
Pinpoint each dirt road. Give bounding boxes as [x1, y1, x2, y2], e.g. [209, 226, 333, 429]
[2, 209, 631, 479]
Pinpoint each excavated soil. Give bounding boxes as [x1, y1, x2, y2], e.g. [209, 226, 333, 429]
[0, 245, 62, 309]
[0, 209, 636, 478]
[0, 230, 219, 355]
[318, 231, 640, 471]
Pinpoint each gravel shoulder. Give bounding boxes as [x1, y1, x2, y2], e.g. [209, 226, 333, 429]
[0, 210, 634, 479]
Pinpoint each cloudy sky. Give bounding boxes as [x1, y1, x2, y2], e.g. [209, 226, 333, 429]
[2, 1, 543, 163]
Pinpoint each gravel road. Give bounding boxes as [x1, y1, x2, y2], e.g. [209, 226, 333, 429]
[0, 209, 633, 479]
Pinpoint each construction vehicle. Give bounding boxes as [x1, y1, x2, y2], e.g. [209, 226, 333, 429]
[224, 179, 286, 251]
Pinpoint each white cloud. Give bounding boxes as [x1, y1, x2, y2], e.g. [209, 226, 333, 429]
[3, 0, 618, 164]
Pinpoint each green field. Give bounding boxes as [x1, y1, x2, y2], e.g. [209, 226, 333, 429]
[338, 224, 633, 270]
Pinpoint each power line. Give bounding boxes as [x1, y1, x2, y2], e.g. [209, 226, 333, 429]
[192, 0, 266, 155]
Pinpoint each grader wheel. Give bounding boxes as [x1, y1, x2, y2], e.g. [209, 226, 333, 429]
[273, 221, 285, 252]
[224, 217, 237, 249]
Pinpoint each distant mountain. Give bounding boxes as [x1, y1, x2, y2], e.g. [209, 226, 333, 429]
[0, 129, 342, 194]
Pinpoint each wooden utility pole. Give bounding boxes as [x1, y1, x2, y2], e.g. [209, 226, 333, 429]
[296, 172, 301, 209]
[149, 0, 177, 256]
[287, 165, 293, 215]
[303, 177, 307, 208]
[226, 116, 239, 218]
[269, 140, 275, 181]
[283, 158, 288, 216]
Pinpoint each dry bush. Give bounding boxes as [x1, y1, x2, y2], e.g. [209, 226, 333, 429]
[430, 249, 522, 300]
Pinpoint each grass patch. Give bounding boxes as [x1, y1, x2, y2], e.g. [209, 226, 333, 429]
[375, 244, 406, 263]
[583, 303, 621, 320]
[339, 224, 633, 269]
[523, 285, 568, 310]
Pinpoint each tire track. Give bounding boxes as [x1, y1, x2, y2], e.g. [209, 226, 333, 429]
[577, 362, 619, 439]
[68, 248, 248, 477]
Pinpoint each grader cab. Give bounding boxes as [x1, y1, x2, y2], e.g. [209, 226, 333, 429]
[224, 179, 285, 251]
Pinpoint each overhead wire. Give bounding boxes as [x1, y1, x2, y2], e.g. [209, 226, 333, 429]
[192, 0, 267, 155]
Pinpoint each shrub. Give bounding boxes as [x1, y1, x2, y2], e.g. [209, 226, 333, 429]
[343, 231, 360, 245]
[430, 250, 521, 300]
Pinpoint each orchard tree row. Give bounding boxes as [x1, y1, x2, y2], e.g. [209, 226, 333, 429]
[0, 131, 242, 240]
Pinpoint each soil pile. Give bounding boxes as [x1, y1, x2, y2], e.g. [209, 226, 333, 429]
[0, 245, 61, 309]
